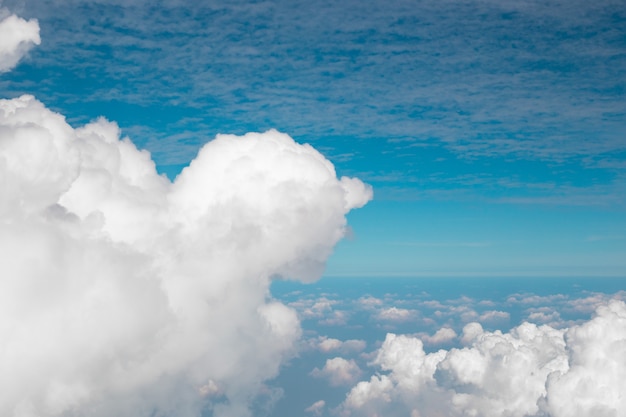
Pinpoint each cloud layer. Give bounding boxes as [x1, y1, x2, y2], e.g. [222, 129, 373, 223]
[0, 88, 371, 417]
[341, 300, 626, 417]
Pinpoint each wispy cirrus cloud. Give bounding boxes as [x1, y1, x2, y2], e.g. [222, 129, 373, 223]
[2, 0, 624, 206]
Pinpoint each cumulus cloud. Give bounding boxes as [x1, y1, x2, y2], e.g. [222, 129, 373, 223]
[0, 10, 40, 72]
[0, 88, 371, 417]
[421, 327, 457, 345]
[298, 297, 338, 319]
[310, 358, 362, 386]
[357, 296, 383, 309]
[319, 310, 350, 326]
[478, 309, 510, 323]
[376, 307, 416, 322]
[526, 307, 564, 327]
[342, 300, 626, 417]
[316, 337, 367, 354]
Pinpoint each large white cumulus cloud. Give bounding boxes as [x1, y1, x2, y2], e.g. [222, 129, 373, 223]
[0, 10, 40, 72]
[342, 300, 626, 417]
[0, 92, 372, 417]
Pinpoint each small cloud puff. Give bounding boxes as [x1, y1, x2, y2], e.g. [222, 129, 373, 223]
[298, 298, 338, 319]
[320, 310, 350, 326]
[311, 358, 362, 386]
[316, 337, 367, 354]
[357, 296, 384, 309]
[0, 11, 40, 72]
[305, 400, 326, 416]
[376, 307, 417, 322]
[478, 310, 510, 323]
[421, 327, 457, 345]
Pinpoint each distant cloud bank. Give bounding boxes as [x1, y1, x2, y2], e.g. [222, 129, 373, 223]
[341, 300, 626, 417]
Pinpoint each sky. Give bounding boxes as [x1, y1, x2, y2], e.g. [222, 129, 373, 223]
[1, 1, 626, 417]
[1, 0, 625, 277]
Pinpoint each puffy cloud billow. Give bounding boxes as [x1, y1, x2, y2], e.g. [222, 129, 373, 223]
[0, 13, 372, 417]
[341, 299, 626, 417]
[311, 358, 362, 387]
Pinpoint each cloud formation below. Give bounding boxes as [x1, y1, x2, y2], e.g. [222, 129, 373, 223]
[341, 300, 626, 417]
[0, 15, 372, 415]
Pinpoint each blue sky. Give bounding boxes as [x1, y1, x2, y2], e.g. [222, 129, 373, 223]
[2, 0, 626, 277]
[2, 2, 626, 417]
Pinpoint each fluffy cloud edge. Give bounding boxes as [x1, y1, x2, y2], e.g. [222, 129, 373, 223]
[0, 10, 40, 72]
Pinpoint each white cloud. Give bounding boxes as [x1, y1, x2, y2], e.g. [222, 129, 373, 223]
[317, 337, 343, 352]
[341, 300, 626, 417]
[507, 293, 568, 305]
[565, 292, 626, 315]
[545, 300, 626, 417]
[460, 322, 485, 346]
[316, 337, 367, 354]
[0, 11, 40, 72]
[299, 298, 338, 319]
[420, 300, 446, 309]
[526, 307, 564, 327]
[478, 309, 510, 323]
[343, 375, 393, 411]
[376, 307, 416, 322]
[319, 310, 350, 326]
[422, 327, 457, 345]
[305, 400, 326, 416]
[0, 92, 372, 417]
[311, 358, 362, 387]
[357, 296, 383, 309]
